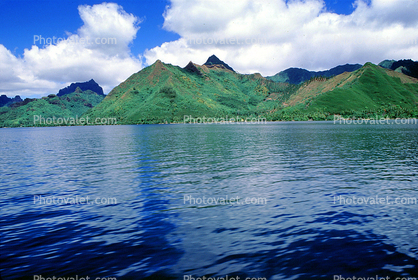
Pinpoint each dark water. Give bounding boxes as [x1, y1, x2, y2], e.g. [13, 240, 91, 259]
[1, 122, 418, 280]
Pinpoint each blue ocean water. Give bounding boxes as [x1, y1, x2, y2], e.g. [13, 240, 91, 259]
[1, 122, 418, 279]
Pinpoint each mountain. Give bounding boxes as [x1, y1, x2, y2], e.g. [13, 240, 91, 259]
[84, 56, 418, 124]
[0, 90, 104, 127]
[378, 59, 418, 79]
[378, 60, 396, 69]
[273, 62, 418, 120]
[0, 95, 23, 107]
[203, 55, 235, 72]
[83, 58, 291, 124]
[57, 79, 104, 96]
[2, 57, 418, 127]
[267, 64, 363, 84]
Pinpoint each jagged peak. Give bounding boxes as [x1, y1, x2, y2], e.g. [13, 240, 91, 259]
[204, 55, 235, 72]
[151, 59, 167, 72]
[57, 79, 104, 96]
[363, 62, 375, 68]
[153, 59, 164, 66]
[251, 73, 264, 79]
[184, 61, 202, 76]
[207, 54, 219, 61]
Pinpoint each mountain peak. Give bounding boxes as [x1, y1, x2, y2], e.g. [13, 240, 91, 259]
[184, 61, 202, 76]
[0, 95, 23, 107]
[204, 55, 235, 72]
[57, 79, 104, 96]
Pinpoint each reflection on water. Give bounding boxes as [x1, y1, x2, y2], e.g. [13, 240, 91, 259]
[1, 122, 418, 279]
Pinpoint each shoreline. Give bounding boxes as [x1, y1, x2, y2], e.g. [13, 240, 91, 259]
[2, 118, 418, 129]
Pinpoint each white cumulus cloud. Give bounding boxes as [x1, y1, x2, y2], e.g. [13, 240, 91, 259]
[144, 0, 418, 75]
[0, 3, 143, 98]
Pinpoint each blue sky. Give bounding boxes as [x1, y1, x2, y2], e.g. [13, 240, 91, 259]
[0, 0, 179, 58]
[0, 0, 355, 58]
[0, 0, 417, 98]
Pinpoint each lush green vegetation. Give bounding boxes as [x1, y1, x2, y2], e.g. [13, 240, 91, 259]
[2, 60, 418, 127]
[84, 60, 287, 124]
[270, 63, 418, 121]
[86, 60, 418, 124]
[0, 90, 104, 127]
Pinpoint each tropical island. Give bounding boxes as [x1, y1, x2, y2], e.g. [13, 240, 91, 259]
[1, 56, 417, 127]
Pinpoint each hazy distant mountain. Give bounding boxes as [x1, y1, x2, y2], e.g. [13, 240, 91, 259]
[203, 55, 235, 72]
[267, 64, 363, 84]
[57, 79, 104, 96]
[378, 60, 396, 69]
[378, 59, 418, 79]
[0, 95, 23, 107]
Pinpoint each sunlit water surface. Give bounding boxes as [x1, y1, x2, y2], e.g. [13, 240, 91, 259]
[1, 122, 418, 279]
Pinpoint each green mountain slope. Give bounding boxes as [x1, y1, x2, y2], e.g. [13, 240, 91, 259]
[0, 90, 104, 127]
[274, 63, 418, 120]
[84, 59, 294, 124]
[84, 60, 418, 123]
[3, 58, 417, 127]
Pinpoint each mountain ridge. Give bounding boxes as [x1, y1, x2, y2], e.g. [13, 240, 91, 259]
[57, 79, 104, 96]
[83, 57, 418, 124]
[378, 59, 418, 79]
[83, 58, 279, 124]
[0, 90, 104, 127]
[2, 56, 418, 127]
[203, 55, 235, 72]
[267, 63, 363, 84]
[0, 95, 23, 107]
[273, 62, 418, 120]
